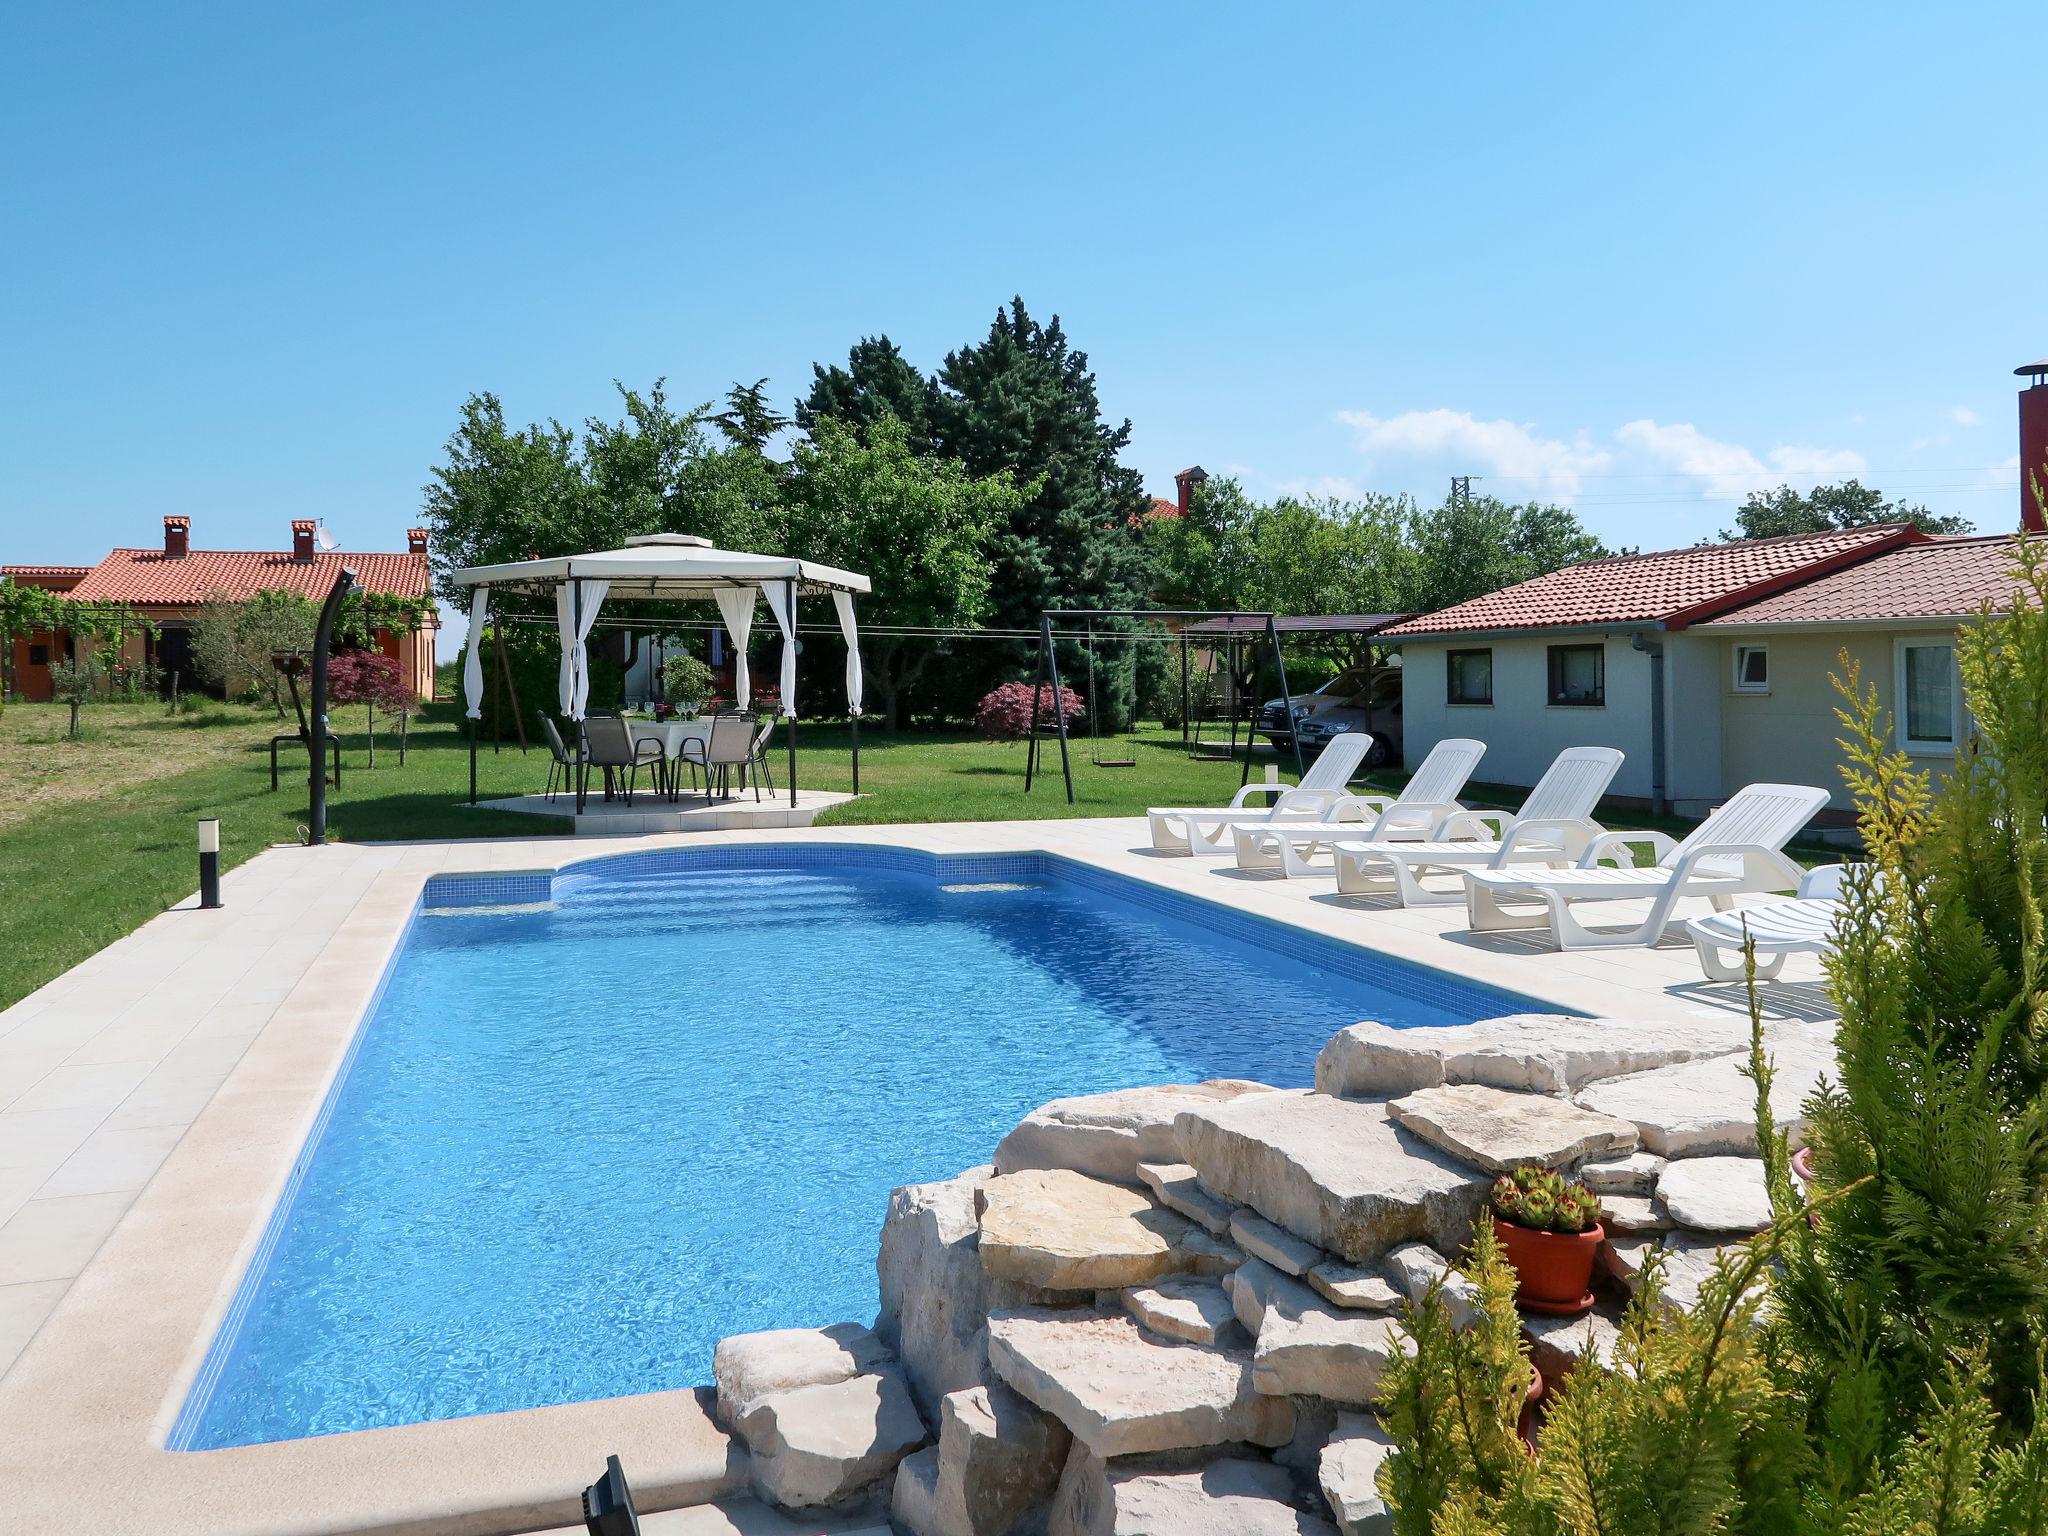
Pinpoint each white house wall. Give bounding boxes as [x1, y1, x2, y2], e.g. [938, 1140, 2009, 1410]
[1399, 636, 1658, 802]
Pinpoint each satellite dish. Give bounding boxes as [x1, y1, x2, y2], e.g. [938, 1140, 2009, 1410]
[313, 522, 339, 553]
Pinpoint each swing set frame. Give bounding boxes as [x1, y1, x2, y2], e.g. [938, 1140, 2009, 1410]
[1024, 608, 1305, 805]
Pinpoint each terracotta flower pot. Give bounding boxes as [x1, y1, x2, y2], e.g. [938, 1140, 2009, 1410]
[1493, 1215, 1604, 1316]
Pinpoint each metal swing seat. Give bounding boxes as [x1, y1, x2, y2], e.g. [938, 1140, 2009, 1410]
[1083, 628, 1136, 768]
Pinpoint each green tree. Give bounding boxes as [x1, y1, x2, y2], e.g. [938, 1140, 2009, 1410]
[930, 299, 1153, 657]
[1407, 493, 1609, 615]
[1720, 480, 1972, 541]
[797, 336, 941, 453]
[421, 392, 600, 604]
[784, 415, 1019, 727]
[189, 589, 317, 715]
[46, 649, 103, 739]
[713, 378, 792, 456]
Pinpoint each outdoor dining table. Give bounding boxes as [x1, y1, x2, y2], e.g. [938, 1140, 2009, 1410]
[625, 717, 714, 800]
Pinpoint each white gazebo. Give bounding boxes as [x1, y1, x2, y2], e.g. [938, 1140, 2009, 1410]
[451, 533, 871, 810]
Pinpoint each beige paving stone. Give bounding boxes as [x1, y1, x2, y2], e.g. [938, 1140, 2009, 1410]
[34, 1123, 187, 1199]
[0, 1192, 133, 1285]
[6, 1060, 153, 1115]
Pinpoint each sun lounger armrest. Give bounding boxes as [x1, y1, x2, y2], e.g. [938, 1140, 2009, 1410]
[1435, 808, 1515, 842]
[1667, 842, 1805, 891]
[1579, 828, 1677, 869]
[1226, 783, 1290, 809]
[1495, 817, 1602, 861]
[1368, 801, 1461, 839]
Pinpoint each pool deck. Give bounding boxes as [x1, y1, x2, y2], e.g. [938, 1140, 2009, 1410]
[0, 818, 1831, 1535]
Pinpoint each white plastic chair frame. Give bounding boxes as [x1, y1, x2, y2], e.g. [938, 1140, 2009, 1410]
[1230, 737, 1488, 877]
[1145, 733, 1373, 855]
[1685, 862, 1855, 981]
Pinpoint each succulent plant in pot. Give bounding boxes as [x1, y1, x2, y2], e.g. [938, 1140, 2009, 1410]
[1488, 1165, 1605, 1316]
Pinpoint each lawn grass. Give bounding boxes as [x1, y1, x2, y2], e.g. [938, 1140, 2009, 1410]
[0, 696, 1843, 1011]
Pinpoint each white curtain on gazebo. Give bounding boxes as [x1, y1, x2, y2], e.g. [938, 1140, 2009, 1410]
[462, 587, 490, 720]
[833, 590, 863, 716]
[554, 580, 610, 719]
[761, 581, 797, 718]
[714, 587, 755, 710]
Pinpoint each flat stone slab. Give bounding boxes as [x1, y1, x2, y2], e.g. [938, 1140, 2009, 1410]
[1176, 1090, 1488, 1261]
[987, 1309, 1293, 1458]
[1600, 1234, 1748, 1314]
[1124, 1274, 1239, 1346]
[1316, 1015, 1751, 1098]
[715, 1324, 894, 1426]
[1522, 1305, 1623, 1383]
[1580, 1151, 1666, 1196]
[1174, 1228, 1245, 1276]
[1384, 1242, 1482, 1329]
[1231, 1210, 1325, 1275]
[1227, 1259, 1411, 1404]
[1308, 1262, 1402, 1312]
[1135, 1161, 1237, 1234]
[978, 1169, 1192, 1290]
[1576, 1036, 1836, 1157]
[736, 1367, 929, 1510]
[1656, 1156, 1773, 1232]
[1320, 1413, 1397, 1536]
[993, 1081, 1276, 1185]
[1387, 1084, 1638, 1174]
[1598, 1194, 1673, 1234]
[1055, 1453, 1341, 1536]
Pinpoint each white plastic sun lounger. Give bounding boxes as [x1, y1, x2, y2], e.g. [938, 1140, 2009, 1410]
[1230, 738, 1487, 877]
[1146, 733, 1373, 855]
[1463, 782, 1831, 950]
[1327, 746, 1625, 904]
[1685, 862, 1856, 980]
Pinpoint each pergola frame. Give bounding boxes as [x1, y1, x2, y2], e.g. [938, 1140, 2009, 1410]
[452, 536, 870, 813]
[1023, 608, 1305, 805]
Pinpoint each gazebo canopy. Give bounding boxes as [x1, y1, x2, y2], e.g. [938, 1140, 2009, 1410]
[450, 533, 869, 743]
[451, 533, 871, 600]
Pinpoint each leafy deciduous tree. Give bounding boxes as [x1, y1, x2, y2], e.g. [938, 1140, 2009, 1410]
[1719, 480, 1972, 541]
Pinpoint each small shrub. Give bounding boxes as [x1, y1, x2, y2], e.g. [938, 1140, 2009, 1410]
[975, 681, 1082, 741]
[1489, 1165, 1599, 1233]
[661, 652, 714, 713]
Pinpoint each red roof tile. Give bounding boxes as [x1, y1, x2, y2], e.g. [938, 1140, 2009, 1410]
[1700, 534, 2039, 626]
[1382, 526, 1921, 638]
[65, 547, 431, 606]
[1145, 496, 1181, 521]
[1, 565, 92, 578]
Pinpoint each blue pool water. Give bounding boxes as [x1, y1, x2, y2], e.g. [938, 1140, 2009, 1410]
[177, 848, 1550, 1449]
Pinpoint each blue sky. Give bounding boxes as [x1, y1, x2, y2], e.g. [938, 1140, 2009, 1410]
[4, 2, 2044, 599]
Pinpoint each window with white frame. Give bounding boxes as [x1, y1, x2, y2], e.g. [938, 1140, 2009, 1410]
[1895, 639, 1959, 754]
[1732, 644, 1769, 692]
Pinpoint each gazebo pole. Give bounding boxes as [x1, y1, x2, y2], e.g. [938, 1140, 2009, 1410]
[850, 712, 860, 795]
[786, 578, 798, 808]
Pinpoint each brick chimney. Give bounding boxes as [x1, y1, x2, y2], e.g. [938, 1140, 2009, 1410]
[291, 519, 317, 560]
[2019, 361, 2048, 533]
[1174, 465, 1208, 516]
[407, 527, 429, 554]
[163, 515, 190, 558]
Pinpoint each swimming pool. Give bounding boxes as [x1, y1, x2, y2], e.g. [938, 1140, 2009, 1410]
[174, 845, 1555, 1449]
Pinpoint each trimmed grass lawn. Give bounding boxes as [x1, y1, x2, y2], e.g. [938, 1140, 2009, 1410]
[0, 696, 1841, 1010]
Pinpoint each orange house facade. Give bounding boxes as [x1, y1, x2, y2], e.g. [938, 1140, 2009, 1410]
[3, 516, 437, 703]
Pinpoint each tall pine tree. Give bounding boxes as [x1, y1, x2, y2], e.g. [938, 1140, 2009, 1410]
[796, 336, 941, 453]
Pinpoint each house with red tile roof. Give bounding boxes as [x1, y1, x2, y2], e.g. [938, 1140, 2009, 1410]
[1384, 523, 2036, 816]
[4, 516, 437, 703]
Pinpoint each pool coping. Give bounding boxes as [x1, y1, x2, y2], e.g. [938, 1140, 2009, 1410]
[0, 819, 1826, 1535]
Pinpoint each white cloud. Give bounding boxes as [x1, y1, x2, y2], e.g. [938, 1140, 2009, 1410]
[1336, 409, 1612, 500]
[1950, 405, 1981, 427]
[1273, 473, 1363, 501]
[1615, 419, 1865, 496]
[1322, 408, 1870, 508]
